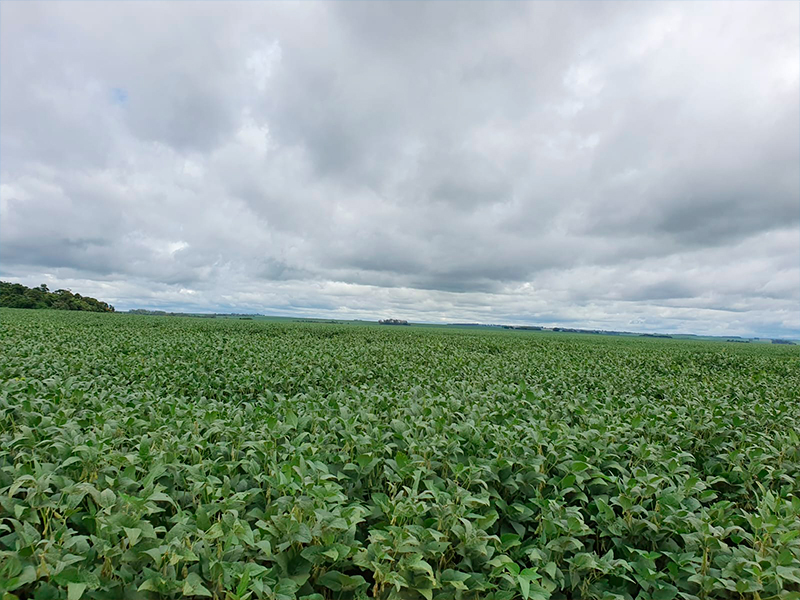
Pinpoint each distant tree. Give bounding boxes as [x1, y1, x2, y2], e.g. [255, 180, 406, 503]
[0, 281, 114, 312]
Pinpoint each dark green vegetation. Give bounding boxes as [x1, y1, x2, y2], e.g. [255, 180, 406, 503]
[1, 309, 799, 600]
[0, 283, 114, 313]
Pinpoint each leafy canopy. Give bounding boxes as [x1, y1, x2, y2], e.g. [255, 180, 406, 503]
[1, 309, 798, 599]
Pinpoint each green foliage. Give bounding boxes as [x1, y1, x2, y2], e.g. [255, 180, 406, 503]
[0, 282, 114, 312]
[1, 308, 799, 599]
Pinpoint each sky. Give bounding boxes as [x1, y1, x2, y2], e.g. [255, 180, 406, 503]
[1, 1, 798, 337]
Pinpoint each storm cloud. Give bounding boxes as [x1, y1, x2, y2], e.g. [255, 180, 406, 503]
[1, 1, 798, 337]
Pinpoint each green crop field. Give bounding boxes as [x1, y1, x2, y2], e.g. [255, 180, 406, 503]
[1, 309, 799, 600]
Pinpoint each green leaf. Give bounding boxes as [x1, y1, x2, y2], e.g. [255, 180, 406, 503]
[67, 583, 87, 600]
[8, 475, 36, 498]
[777, 566, 800, 584]
[544, 562, 558, 579]
[237, 569, 251, 596]
[143, 545, 166, 564]
[5, 566, 36, 591]
[500, 533, 521, 551]
[651, 583, 678, 600]
[519, 575, 530, 600]
[148, 490, 176, 505]
[182, 573, 212, 597]
[321, 548, 339, 560]
[138, 579, 159, 592]
[99, 489, 116, 508]
[317, 571, 366, 592]
[441, 569, 470, 590]
[518, 568, 542, 600]
[255, 539, 273, 558]
[407, 556, 434, 577]
[124, 527, 142, 547]
[527, 582, 551, 600]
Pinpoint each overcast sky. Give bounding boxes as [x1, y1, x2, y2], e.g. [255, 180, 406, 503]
[2, 1, 798, 336]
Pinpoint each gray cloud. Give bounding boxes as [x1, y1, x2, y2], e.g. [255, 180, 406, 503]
[1, 1, 798, 337]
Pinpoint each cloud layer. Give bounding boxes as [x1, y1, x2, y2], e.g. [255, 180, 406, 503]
[2, 1, 798, 337]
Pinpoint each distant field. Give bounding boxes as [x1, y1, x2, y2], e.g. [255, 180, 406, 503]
[1, 309, 799, 600]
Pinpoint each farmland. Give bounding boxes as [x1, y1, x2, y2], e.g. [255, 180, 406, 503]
[1, 309, 799, 600]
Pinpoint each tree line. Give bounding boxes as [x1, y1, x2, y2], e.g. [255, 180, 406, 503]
[0, 281, 115, 312]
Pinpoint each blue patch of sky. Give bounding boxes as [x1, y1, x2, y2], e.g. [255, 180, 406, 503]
[110, 87, 128, 105]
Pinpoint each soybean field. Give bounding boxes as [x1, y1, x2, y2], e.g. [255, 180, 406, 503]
[1, 309, 799, 600]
